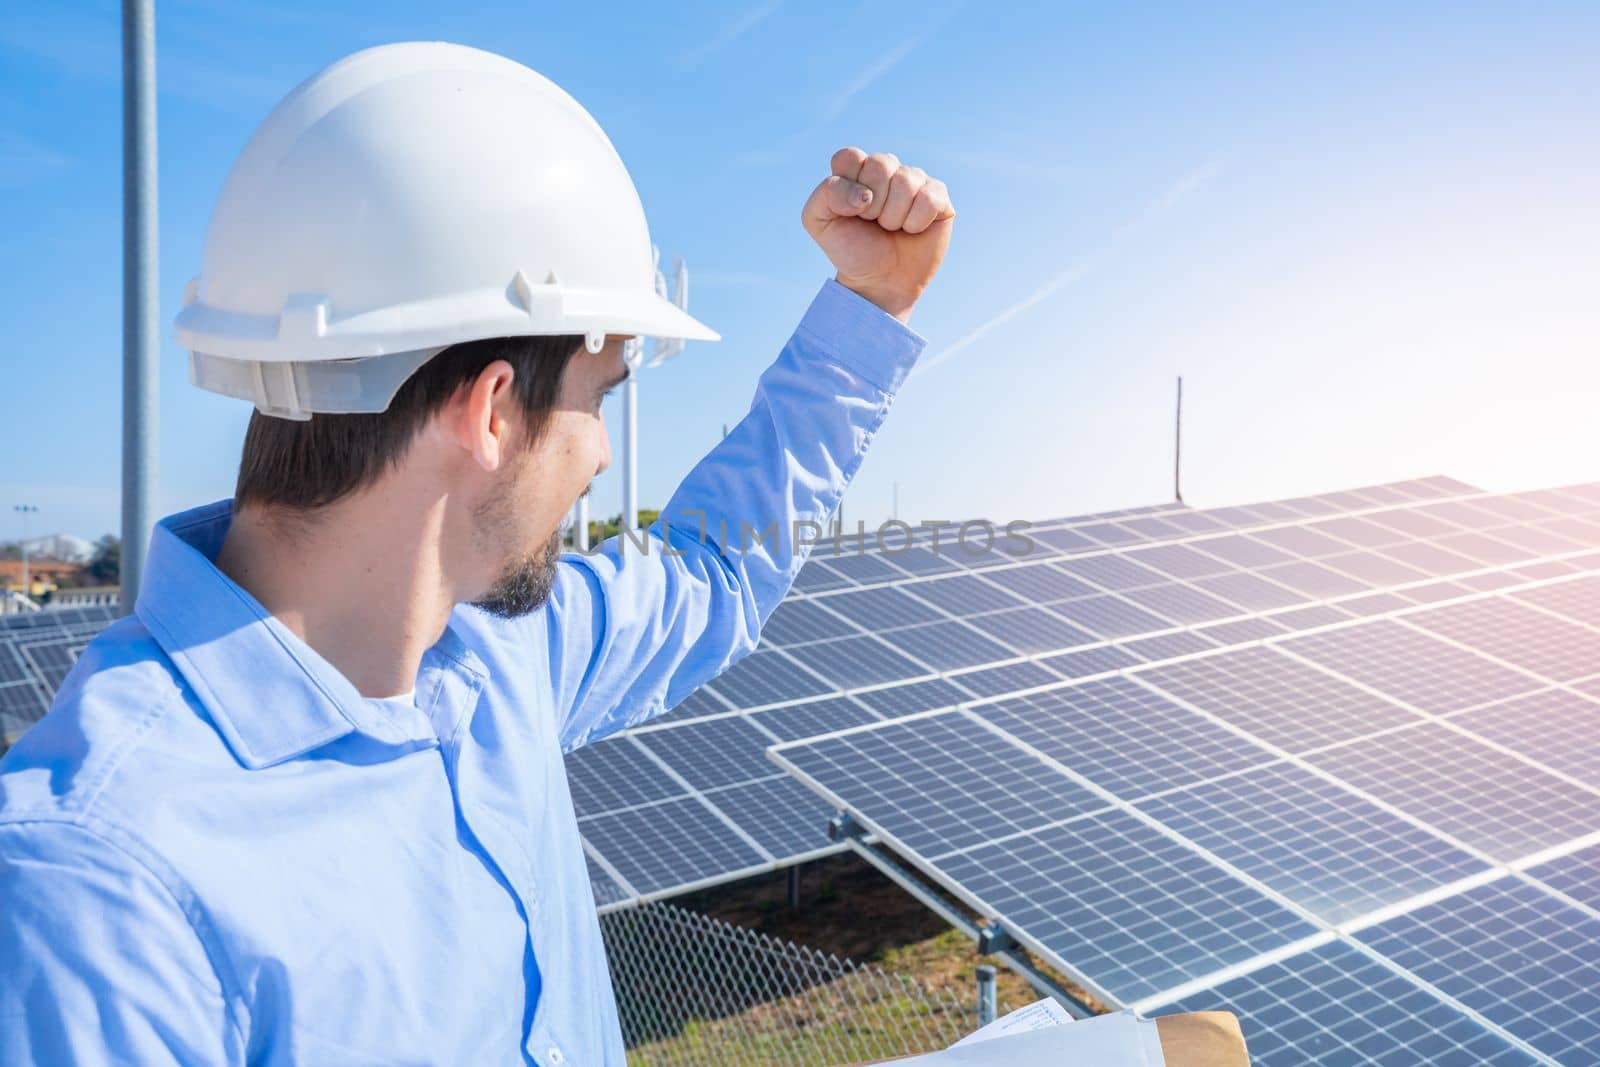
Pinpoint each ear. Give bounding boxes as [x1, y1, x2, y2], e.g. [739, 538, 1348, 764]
[449, 359, 519, 472]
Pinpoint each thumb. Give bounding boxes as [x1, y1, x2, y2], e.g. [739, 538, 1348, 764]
[801, 175, 873, 237]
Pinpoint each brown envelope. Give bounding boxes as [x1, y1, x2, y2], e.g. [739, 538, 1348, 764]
[1156, 1011, 1251, 1066]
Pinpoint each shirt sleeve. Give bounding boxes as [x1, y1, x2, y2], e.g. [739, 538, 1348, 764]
[543, 278, 926, 750]
[0, 822, 240, 1065]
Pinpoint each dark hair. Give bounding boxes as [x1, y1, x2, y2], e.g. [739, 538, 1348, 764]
[234, 334, 583, 511]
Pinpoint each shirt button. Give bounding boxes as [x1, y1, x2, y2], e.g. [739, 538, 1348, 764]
[547, 1047, 565, 1065]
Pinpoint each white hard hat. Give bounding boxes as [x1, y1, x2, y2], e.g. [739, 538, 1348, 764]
[176, 42, 718, 419]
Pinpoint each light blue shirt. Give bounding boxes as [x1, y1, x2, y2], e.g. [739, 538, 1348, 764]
[0, 280, 924, 1066]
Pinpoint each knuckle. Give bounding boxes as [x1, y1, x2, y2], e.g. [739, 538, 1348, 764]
[832, 146, 867, 172]
[890, 168, 923, 194]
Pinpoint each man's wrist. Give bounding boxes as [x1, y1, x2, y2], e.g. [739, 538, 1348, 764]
[833, 274, 919, 324]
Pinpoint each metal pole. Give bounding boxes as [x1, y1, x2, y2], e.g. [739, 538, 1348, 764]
[787, 865, 801, 910]
[621, 341, 640, 533]
[122, 0, 159, 615]
[576, 495, 590, 551]
[1173, 375, 1183, 504]
[976, 964, 997, 1026]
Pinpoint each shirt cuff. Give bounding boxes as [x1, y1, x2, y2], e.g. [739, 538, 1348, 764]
[793, 278, 928, 394]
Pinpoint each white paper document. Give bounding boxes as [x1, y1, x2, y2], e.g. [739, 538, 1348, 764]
[878, 1003, 1166, 1066]
[950, 997, 1076, 1047]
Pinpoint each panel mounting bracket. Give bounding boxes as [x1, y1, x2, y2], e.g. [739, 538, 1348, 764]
[978, 923, 1018, 955]
[828, 812, 866, 842]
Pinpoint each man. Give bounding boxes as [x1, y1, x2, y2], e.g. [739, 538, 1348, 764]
[0, 42, 952, 1065]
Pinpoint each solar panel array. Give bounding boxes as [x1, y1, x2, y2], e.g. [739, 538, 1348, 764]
[768, 477, 1600, 1065]
[581, 474, 1600, 909]
[0, 605, 120, 752]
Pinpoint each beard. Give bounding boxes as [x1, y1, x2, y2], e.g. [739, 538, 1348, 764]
[468, 455, 566, 618]
[472, 528, 564, 618]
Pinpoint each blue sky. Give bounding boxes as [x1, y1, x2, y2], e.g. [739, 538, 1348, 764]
[3, 1, 1598, 542]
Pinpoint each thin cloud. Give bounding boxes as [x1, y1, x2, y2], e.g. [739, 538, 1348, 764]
[911, 266, 1089, 379]
[914, 157, 1219, 379]
[675, 0, 783, 71]
[817, 31, 925, 125]
[735, 4, 958, 167]
[0, 130, 71, 187]
[1132, 159, 1223, 228]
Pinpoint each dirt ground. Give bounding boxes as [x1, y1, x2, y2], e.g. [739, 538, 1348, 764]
[675, 849, 1103, 1015]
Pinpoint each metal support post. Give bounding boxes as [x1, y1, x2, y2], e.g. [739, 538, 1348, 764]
[787, 866, 801, 910]
[976, 964, 997, 1026]
[122, 0, 159, 613]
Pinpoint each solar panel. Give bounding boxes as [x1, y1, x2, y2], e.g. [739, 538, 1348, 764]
[875, 619, 1014, 670]
[771, 711, 1107, 858]
[1137, 761, 1488, 923]
[1283, 619, 1542, 714]
[1151, 939, 1540, 1066]
[960, 605, 1096, 653]
[1054, 554, 1169, 591]
[1120, 583, 1242, 624]
[707, 775, 837, 860]
[979, 561, 1099, 602]
[565, 735, 685, 815]
[1115, 630, 1216, 662]
[633, 715, 780, 792]
[900, 573, 1026, 614]
[1136, 645, 1425, 752]
[1122, 541, 1239, 580]
[759, 598, 863, 646]
[1036, 643, 1141, 678]
[1353, 878, 1600, 1064]
[706, 648, 831, 708]
[934, 811, 1320, 1004]
[948, 659, 1060, 698]
[579, 795, 768, 897]
[818, 585, 943, 630]
[750, 695, 880, 742]
[1407, 596, 1600, 683]
[848, 676, 967, 716]
[1194, 571, 1306, 612]
[970, 678, 1273, 800]
[1048, 594, 1175, 639]
[1265, 603, 1355, 630]
[585, 849, 633, 908]
[784, 633, 929, 689]
[1525, 841, 1600, 914]
[1304, 723, 1599, 862]
[1257, 560, 1371, 599]
[1451, 688, 1600, 790]
[1191, 534, 1297, 569]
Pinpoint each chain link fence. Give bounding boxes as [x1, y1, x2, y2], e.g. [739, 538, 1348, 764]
[601, 900, 996, 1066]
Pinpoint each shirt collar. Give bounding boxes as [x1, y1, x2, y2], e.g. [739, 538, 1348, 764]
[136, 500, 469, 769]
